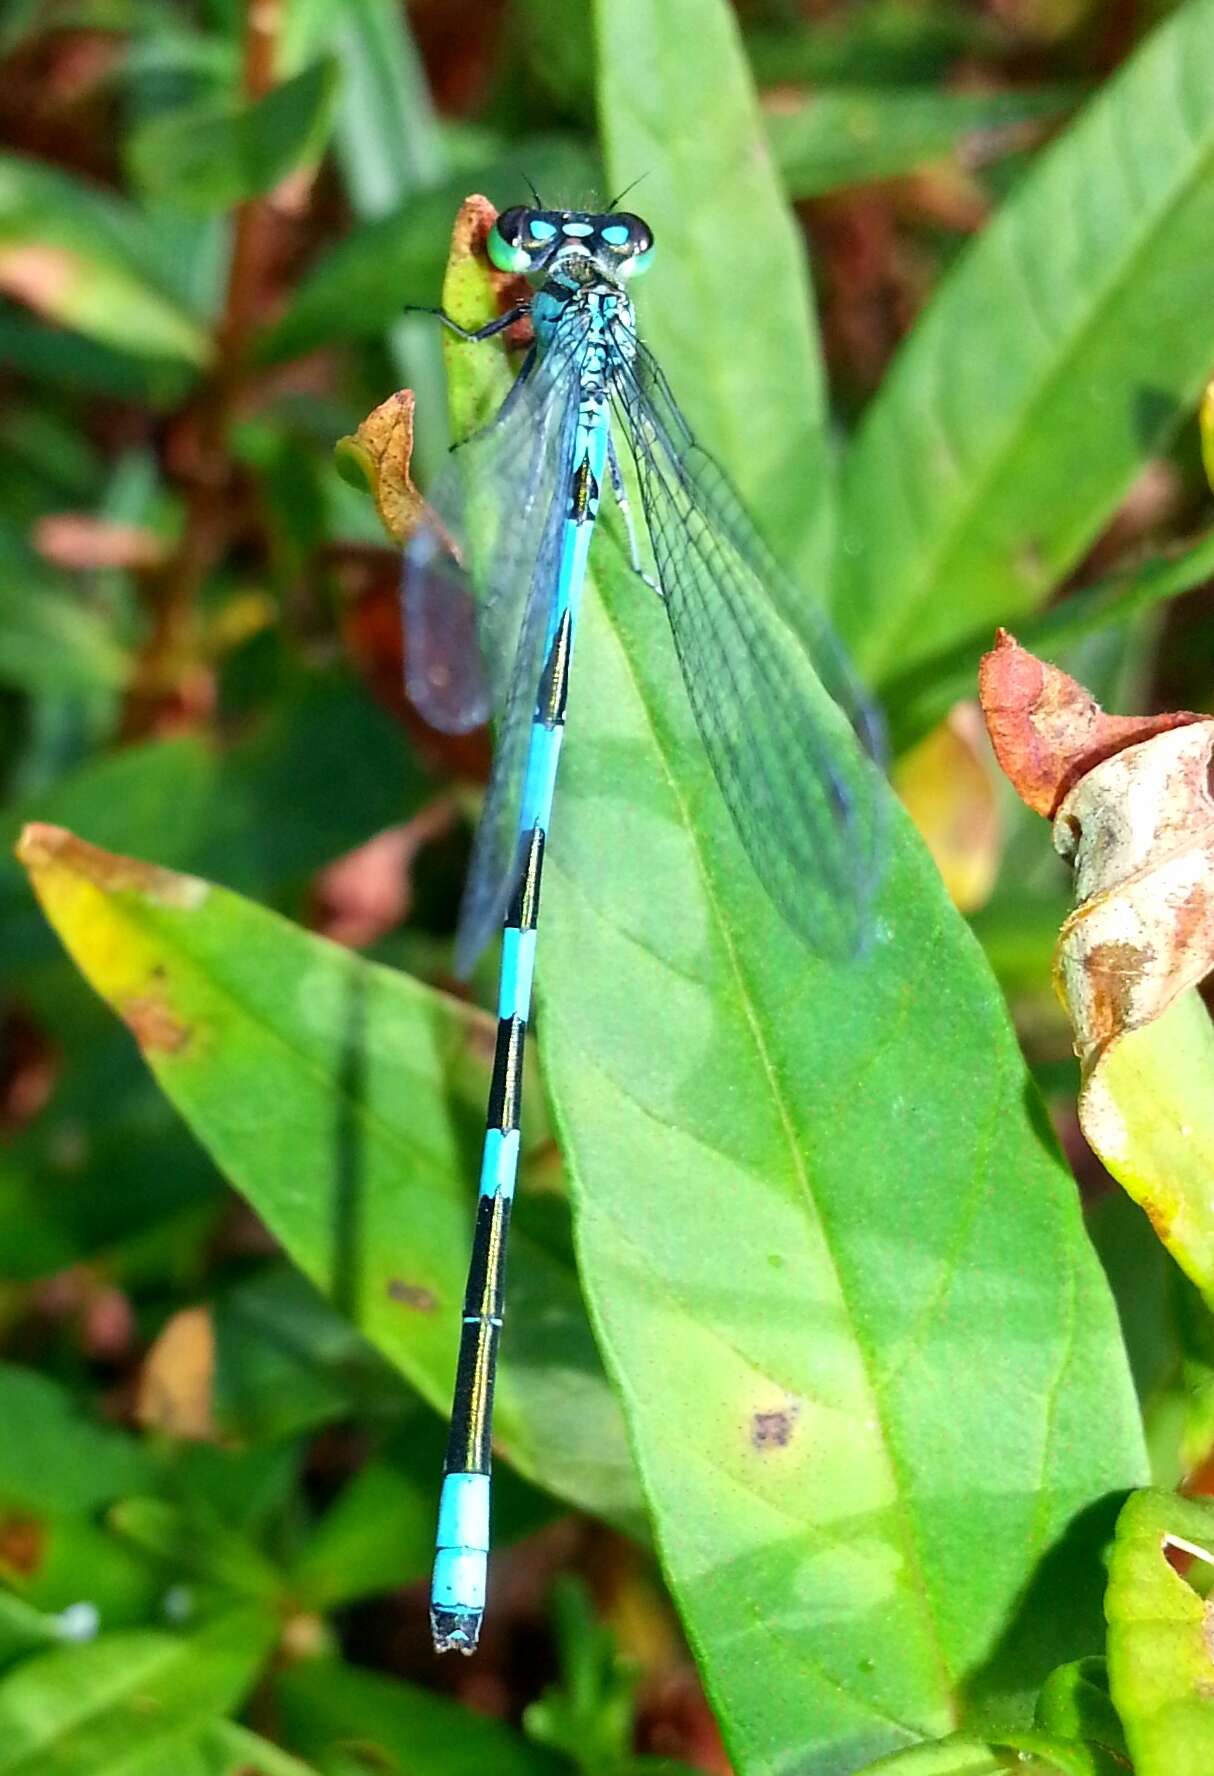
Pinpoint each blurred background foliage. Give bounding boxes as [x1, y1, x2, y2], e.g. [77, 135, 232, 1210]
[0, 0, 1212, 1771]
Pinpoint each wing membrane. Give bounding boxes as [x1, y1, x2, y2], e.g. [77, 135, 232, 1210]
[612, 339, 886, 959]
[403, 318, 589, 970]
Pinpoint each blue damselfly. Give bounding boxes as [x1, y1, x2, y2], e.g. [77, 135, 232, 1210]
[404, 198, 884, 1654]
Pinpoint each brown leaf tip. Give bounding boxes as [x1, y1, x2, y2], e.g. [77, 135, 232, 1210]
[979, 632, 1207, 818]
[17, 824, 208, 911]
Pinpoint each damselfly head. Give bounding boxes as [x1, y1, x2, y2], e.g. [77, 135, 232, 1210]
[487, 206, 655, 284]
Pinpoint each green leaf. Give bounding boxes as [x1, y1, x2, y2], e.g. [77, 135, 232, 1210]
[595, 0, 832, 582]
[212, 1265, 403, 1445]
[768, 85, 1076, 199]
[1035, 1658, 1127, 1760]
[0, 1367, 165, 1630]
[16, 826, 639, 1532]
[119, 1717, 324, 1776]
[108, 1498, 285, 1603]
[126, 61, 339, 214]
[0, 1610, 276, 1776]
[0, 154, 211, 365]
[524, 1578, 638, 1773]
[885, 529, 1214, 754]
[0, 1593, 72, 1671]
[528, 4, 1152, 1767]
[0, 676, 424, 985]
[1106, 1489, 1214, 1775]
[275, 1657, 568, 1776]
[0, 1026, 224, 1283]
[855, 1730, 1117, 1773]
[538, 520, 1144, 1772]
[746, 3, 1004, 87]
[326, 0, 449, 480]
[1082, 992, 1214, 1305]
[839, 0, 1214, 681]
[0, 574, 130, 697]
[288, 1442, 433, 1610]
[0, 1364, 152, 1515]
[195, 1720, 321, 1776]
[0, 308, 194, 405]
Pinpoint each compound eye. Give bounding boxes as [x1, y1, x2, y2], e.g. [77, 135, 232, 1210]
[612, 213, 655, 278]
[487, 206, 535, 273]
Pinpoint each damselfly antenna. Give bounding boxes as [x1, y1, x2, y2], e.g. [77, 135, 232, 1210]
[519, 170, 544, 208]
[606, 171, 650, 209]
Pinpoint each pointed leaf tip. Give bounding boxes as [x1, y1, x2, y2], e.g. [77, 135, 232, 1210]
[17, 823, 208, 910]
[978, 630, 1204, 817]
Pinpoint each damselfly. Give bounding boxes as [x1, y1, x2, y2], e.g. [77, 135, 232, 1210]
[404, 198, 885, 1654]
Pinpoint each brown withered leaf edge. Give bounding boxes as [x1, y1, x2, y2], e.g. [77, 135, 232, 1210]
[978, 628, 1206, 818]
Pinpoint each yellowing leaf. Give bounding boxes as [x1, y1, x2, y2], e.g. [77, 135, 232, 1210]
[893, 704, 1002, 912]
[980, 635, 1214, 1302]
[1107, 1489, 1214, 1776]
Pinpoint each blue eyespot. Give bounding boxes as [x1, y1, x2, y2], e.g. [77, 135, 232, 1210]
[529, 218, 557, 242]
[601, 224, 630, 246]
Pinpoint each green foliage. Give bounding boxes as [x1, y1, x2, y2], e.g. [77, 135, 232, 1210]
[840, 0, 1214, 679]
[127, 61, 339, 213]
[4, 0, 1214, 1772]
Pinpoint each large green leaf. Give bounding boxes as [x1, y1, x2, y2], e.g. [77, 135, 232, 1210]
[506, 3, 1151, 1768]
[540, 530, 1144, 1774]
[839, 0, 1214, 681]
[16, 826, 639, 1532]
[0, 1610, 275, 1776]
[275, 1658, 567, 1776]
[767, 85, 1075, 200]
[595, 0, 832, 582]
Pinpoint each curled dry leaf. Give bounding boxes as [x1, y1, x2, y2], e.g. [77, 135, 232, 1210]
[978, 627, 1202, 818]
[334, 194, 531, 553]
[979, 630, 1214, 1298]
[334, 388, 424, 548]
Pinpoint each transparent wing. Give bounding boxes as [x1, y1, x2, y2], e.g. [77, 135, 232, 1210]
[403, 339, 579, 733]
[403, 320, 588, 972]
[612, 338, 887, 960]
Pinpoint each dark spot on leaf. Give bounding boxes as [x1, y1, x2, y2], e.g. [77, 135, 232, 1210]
[387, 1278, 437, 1312]
[752, 1407, 798, 1452]
[0, 1510, 46, 1576]
[121, 995, 191, 1054]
